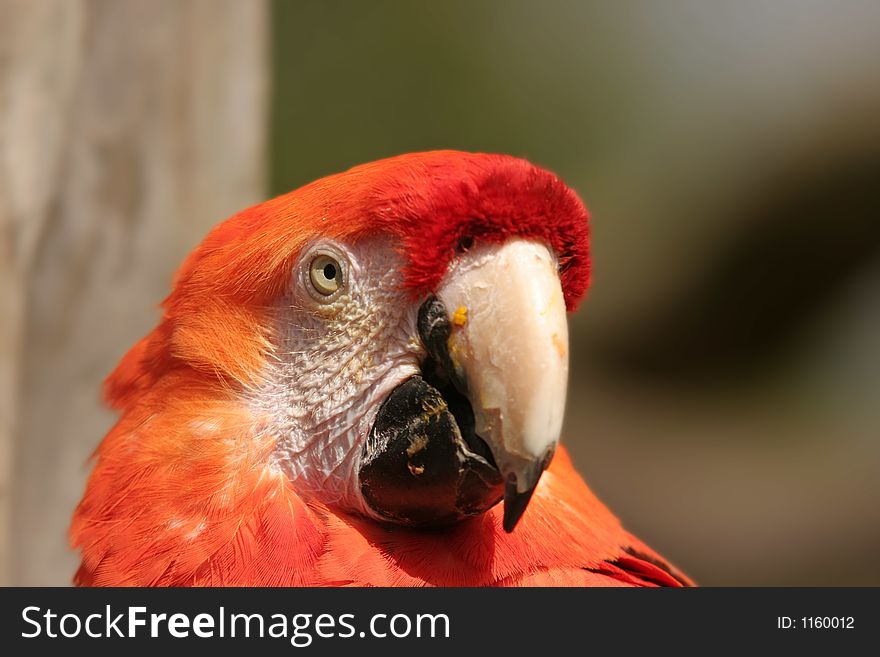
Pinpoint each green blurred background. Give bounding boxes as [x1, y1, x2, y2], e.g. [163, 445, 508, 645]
[272, 0, 880, 585]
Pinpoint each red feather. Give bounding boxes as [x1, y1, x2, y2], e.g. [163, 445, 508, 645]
[71, 151, 690, 587]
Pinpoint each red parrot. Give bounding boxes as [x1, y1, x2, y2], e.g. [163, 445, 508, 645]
[71, 151, 691, 587]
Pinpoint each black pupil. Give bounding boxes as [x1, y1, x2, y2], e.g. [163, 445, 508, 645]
[323, 263, 337, 280]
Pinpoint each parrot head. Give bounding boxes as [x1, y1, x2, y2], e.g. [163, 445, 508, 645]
[82, 151, 590, 555]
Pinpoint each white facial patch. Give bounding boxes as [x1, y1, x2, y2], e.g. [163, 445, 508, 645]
[255, 238, 423, 515]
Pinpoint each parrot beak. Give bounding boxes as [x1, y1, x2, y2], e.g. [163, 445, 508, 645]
[435, 239, 569, 532]
[358, 238, 567, 533]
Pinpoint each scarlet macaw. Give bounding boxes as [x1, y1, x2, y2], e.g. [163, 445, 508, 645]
[71, 151, 691, 587]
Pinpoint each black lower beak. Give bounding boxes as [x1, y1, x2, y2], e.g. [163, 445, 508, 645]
[359, 375, 504, 526]
[359, 296, 552, 531]
[358, 296, 503, 527]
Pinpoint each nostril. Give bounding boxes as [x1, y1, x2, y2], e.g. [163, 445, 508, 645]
[456, 235, 474, 253]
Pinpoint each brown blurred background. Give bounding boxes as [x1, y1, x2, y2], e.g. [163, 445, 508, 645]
[2, 0, 879, 585]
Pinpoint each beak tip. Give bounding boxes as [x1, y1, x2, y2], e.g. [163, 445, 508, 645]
[501, 475, 538, 533]
[500, 447, 556, 533]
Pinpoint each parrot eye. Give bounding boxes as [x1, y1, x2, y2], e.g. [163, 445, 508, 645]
[309, 254, 343, 296]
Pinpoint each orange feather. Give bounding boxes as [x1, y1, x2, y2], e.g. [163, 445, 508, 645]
[71, 151, 691, 587]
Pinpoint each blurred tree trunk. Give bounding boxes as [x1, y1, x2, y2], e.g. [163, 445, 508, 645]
[0, 0, 268, 585]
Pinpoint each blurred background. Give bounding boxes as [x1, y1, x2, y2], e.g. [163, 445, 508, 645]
[1, 0, 878, 585]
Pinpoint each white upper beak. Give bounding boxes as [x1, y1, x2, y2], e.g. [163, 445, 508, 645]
[437, 239, 569, 528]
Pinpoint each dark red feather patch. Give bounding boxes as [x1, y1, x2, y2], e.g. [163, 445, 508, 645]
[365, 152, 592, 311]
